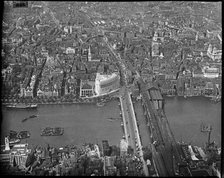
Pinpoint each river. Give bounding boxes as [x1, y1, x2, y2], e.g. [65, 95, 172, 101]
[164, 96, 221, 147]
[1, 96, 221, 148]
[1, 100, 123, 148]
[132, 96, 221, 148]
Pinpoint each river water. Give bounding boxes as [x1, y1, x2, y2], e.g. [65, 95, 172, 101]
[164, 96, 221, 147]
[1, 100, 123, 148]
[1, 96, 221, 148]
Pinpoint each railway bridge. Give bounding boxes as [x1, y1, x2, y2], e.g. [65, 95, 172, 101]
[80, 10, 183, 176]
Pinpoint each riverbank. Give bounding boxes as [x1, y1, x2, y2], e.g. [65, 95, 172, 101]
[2, 101, 95, 106]
[1, 90, 121, 106]
[1, 94, 119, 106]
[2, 92, 220, 106]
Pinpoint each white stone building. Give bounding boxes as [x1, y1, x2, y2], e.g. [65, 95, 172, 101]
[95, 73, 120, 96]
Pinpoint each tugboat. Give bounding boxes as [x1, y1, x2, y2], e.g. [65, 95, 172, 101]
[40, 127, 52, 136]
[22, 114, 38, 122]
[29, 114, 38, 118]
[41, 127, 64, 136]
[6, 103, 38, 109]
[17, 131, 31, 139]
[52, 127, 64, 136]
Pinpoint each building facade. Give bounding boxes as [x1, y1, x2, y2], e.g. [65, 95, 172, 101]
[66, 47, 75, 54]
[207, 44, 222, 61]
[80, 80, 95, 97]
[203, 67, 219, 78]
[95, 73, 120, 96]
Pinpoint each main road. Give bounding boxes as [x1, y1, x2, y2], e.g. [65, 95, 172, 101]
[78, 11, 150, 176]
[82, 11, 182, 176]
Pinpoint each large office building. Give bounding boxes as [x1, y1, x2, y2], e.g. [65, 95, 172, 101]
[95, 72, 120, 96]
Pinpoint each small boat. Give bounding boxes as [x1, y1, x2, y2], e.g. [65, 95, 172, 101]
[22, 114, 38, 122]
[17, 131, 31, 139]
[96, 102, 105, 107]
[29, 114, 38, 118]
[204, 94, 212, 98]
[166, 94, 175, 97]
[22, 118, 29, 122]
[52, 127, 64, 136]
[107, 118, 114, 121]
[107, 117, 120, 121]
[211, 95, 221, 102]
[41, 127, 64, 136]
[40, 127, 52, 136]
[6, 103, 38, 109]
[216, 95, 221, 102]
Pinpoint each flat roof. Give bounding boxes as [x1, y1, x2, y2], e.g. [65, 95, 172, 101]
[96, 73, 119, 85]
[148, 87, 163, 100]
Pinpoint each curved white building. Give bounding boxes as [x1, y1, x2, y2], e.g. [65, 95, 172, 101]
[203, 67, 219, 78]
[95, 73, 120, 96]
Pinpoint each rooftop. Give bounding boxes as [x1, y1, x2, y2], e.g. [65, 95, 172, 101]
[148, 86, 163, 100]
[81, 82, 93, 90]
[95, 72, 118, 82]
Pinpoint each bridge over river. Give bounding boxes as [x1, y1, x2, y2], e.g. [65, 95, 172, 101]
[80, 10, 185, 176]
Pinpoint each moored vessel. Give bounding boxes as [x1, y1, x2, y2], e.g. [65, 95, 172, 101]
[176, 125, 221, 177]
[17, 131, 31, 139]
[6, 103, 38, 109]
[41, 127, 64, 136]
[9, 138, 21, 145]
[166, 94, 175, 97]
[210, 95, 221, 103]
[22, 114, 38, 122]
[96, 102, 105, 107]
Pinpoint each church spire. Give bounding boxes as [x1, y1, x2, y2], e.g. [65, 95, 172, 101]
[88, 46, 91, 62]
